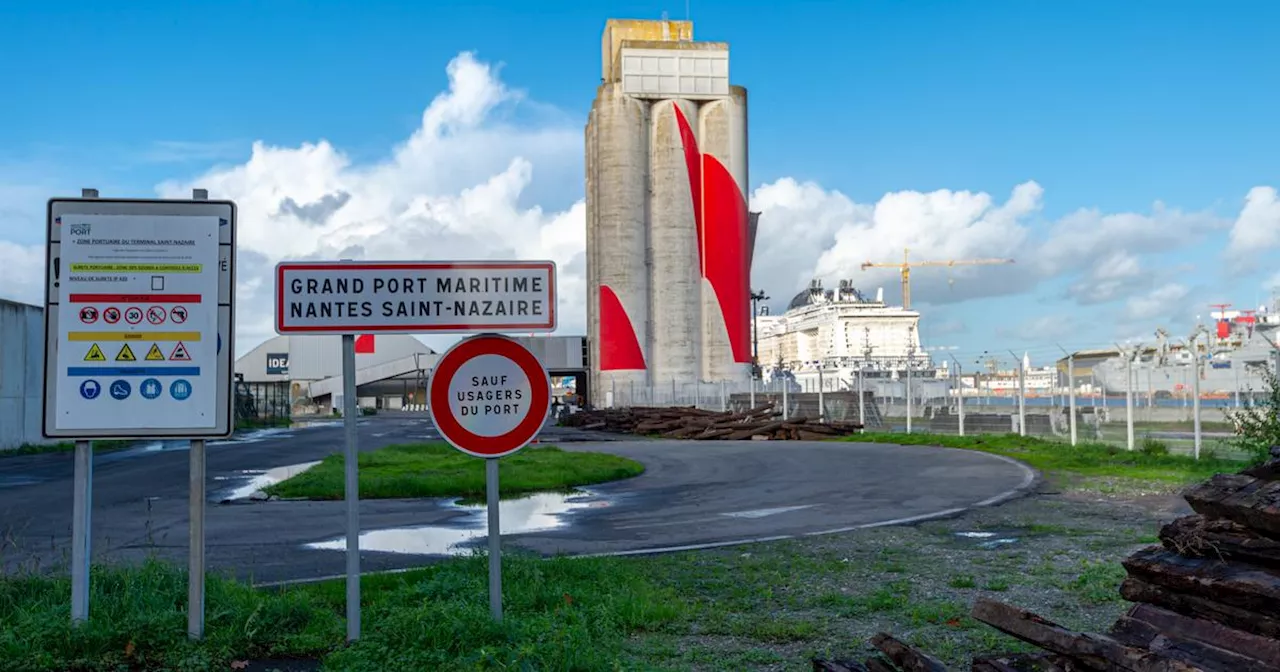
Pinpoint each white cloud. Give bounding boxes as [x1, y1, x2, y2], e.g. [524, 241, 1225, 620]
[1225, 186, 1280, 268]
[1067, 250, 1149, 305]
[1125, 283, 1190, 322]
[0, 240, 44, 304]
[152, 52, 585, 355]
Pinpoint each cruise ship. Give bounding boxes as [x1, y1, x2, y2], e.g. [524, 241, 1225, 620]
[1091, 302, 1280, 398]
[755, 279, 949, 399]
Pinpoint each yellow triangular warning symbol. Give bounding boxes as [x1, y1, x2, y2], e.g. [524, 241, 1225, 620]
[84, 343, 106, 362]
[169, 341, 191, 362]
[145, 343, 166, 361]
[115, 343, 136, 362]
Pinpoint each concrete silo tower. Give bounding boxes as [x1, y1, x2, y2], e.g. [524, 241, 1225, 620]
[586, 18, 755, 400]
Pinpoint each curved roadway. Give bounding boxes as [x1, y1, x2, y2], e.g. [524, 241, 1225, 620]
[0, 417, 1035, 584]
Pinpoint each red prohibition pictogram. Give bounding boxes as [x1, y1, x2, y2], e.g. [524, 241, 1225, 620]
[170, 306, 188, 324]
[103, 307, 121, 324]
[146, 305, 167, 325]
[428, 334, 551, 459]
[124, 307, 144, 325]
[79, 307, 99, 324]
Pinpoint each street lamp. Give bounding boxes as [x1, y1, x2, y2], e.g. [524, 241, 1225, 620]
[750, 289, 769, 379]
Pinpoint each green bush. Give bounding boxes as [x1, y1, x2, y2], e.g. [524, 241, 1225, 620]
[1226, 367, 1280, 465]
[1139, 438, 1170, 456]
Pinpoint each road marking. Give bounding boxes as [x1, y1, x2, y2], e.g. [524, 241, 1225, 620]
[722, 505, 814, 519]
[614, 504, 817, 530]
[253, 449, 1040, 589]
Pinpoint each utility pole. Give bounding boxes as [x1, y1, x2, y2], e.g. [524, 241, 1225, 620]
[1057, 344, 1077, 446]
[1116, 342, 1136, 451]
[906, 326, 916, 434]
[951, 355, 965, 436]
[1008, 350, 1026, 436]
[1187, 326, 1206, 460]
[860, 328, 874, 429]
[750, 290, 769, 381]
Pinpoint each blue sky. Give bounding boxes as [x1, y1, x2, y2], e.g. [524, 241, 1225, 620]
[2, 0, 1279, 367]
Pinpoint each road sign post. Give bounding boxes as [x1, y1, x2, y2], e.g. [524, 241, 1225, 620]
[274, 259, 556, 633]
[43, 191, 236, 632]
[428, 334, 553, 622]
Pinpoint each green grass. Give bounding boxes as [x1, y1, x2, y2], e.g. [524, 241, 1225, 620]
[0, 554, 685, 671]
[0, 440, 131, 458]
[264, 442, 646, 501]
[235, 416, 292, 430]
[847, 432, 1246, 487]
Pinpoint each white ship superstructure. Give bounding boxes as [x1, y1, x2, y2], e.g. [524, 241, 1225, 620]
[756, 279, 947, 399]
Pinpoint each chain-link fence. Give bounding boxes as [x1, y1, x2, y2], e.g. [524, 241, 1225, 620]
[595, 371, 1258, 460]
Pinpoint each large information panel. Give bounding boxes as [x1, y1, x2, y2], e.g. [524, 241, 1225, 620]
[42, 198, 237, 439]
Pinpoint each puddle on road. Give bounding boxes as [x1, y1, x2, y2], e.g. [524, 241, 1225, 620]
[217, 461, 321, 500]
[954, 530, 1021, 549]
[305, 491, 609, 556]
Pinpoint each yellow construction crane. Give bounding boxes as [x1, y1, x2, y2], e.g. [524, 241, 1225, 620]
[859, 247, 1015, 309]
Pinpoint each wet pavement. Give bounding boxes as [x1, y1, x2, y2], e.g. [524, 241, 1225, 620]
[0, 417, 1036, 584]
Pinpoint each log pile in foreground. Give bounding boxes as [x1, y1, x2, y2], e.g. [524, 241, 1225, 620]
[558, 404, 863, 440]
[814, 446, 1280, 671]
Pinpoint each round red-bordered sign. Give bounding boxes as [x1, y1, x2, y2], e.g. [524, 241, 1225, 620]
[429, 334, 551, 459]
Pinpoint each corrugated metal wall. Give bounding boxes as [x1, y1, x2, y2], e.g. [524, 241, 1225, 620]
[0, 299, 47, 450]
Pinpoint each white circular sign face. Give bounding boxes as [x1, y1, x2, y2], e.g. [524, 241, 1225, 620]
[446, 353, 534, 438]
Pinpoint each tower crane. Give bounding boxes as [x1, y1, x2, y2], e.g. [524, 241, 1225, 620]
[859, 248, 1015, 310]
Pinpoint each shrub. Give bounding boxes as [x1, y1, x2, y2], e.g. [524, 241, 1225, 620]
[1226, 367, 1280, 465]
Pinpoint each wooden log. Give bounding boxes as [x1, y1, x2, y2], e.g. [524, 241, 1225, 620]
[864, 659, 898, 672]
[970, 654, 1075, 672]
[798, 429, 841, 441]
[726, 420, 787, 440]
[1182, 474, 1280, 537]
[869, 633, 950, 672]
[1160, 515, 1280, 568]
[970, 598, 1204, 672]
[1108, 603, 1280, 672]
[1122, 546, 1280, 619]
[813, 660, 871, 672]
[1119, 578, 1280, 639]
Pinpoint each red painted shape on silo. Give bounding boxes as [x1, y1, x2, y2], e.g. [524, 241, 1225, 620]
[598, 285, 646, 370]
[702, 154, 752, 364]
[671, 103, 703, 268]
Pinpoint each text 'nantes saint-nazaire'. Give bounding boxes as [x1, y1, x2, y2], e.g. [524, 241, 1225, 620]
[288, 275, 547, 319]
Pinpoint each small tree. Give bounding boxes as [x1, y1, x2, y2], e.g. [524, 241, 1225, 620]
[1226, 365, 1280, 464]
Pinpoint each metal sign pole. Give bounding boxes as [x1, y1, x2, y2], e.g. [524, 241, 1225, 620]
[188, 438, 205, 639]
[188, 187, 209, 641]
[342, 333, 361, 641]
[486, 458, 503, 622]
[70, 439, 92, 623]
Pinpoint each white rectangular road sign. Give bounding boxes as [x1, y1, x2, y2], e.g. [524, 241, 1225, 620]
[42, 198, 237, 439]
[274, 260, 557, 335]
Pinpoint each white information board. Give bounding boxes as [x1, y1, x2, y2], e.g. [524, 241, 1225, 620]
[274, 260, 557, 335]
[43, 198, 237, 439]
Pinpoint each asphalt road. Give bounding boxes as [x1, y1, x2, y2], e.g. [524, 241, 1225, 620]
[0, 416, 1035, 584]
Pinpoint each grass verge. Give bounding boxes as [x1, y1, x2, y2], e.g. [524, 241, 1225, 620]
[848, 432, 1246, 492]
[1, 494, 1155, 670]
[235, 416, 292, 430]
[264, 442, 645, 501]
[0, 440, 131, 459]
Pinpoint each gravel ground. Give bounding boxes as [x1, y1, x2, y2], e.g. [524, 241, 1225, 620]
[624, 484, 1193, 671]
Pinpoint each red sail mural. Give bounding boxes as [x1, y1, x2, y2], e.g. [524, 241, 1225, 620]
[598, 284, 647, 370]
[673, 103, 751, 364]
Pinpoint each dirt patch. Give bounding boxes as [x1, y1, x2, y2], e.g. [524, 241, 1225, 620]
[626, 487, 1184, 670]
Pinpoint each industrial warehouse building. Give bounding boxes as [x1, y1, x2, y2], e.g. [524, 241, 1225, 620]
[234, 334, 589, 417]
[0, 298, 44, 450]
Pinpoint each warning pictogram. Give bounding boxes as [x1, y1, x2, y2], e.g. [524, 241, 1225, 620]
[145, 343, 166, 361]
[84, 344, 107, 362]
[104, 307, 121, 324]
[125, 307, 143, 324]
[79, 307, 99, 324]
[115, 343, 137, 362]
[169, 341, 191, 361]
[170, 306, 188, 324]
[146, 306, 167, 325]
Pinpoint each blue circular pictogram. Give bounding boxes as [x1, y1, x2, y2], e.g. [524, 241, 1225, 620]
[170, 379, 192, 401]
[109, 379, 131, 400]
[79, 380, 101, 400]
[139, 378, 163, 400]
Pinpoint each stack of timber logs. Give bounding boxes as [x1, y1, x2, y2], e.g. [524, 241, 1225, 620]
[558, 404, 863, 440]
[814, 446, 1280, 671]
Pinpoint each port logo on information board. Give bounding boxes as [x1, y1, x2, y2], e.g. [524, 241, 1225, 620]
[274, 260, 557, 335]
[428, 334, 551, 459]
